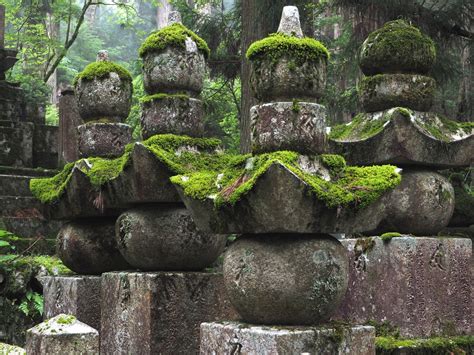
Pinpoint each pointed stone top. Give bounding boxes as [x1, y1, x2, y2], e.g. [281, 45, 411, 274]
[96, 50, 109, 62]
[28, 314, 98, 336]
[277, 6, 303, 38]
[168, 11, 182, 26]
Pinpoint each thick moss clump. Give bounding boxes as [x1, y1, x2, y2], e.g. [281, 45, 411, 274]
[246, 33, 329, 63]
[329, 111, 392, 141]
[376, 335, 474, 354]
[139, 23, 210, 59]
[360, 20, 436, 75]
[140, 93, 190, 104]
[73, 61, 132, 86]
[380, 232, 403, 242]
[172, 151, 401, 209]
[30, 134, 224, 204]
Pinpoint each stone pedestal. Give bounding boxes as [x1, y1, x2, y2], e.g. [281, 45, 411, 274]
[250, 102, 327, 154]
[26, 314, 99, 354]
[100, 271, 237, 354]
[77, 122, 132, 158]
[42, 276, 101, 331]
[333, 236, 472, 338]
[59, 87, 82, 164]
[200, 322, 375, 355]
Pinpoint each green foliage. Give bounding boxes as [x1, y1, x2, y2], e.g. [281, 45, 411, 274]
[246, 33, 330, 63]
[74, 61, 132, 86]
[18, 291, 43, 317]
[45, 105, 59, 126]
[360, 20, 436, 74]
[366, 320, 400, 338]
[126, 74, 145, 140]
[376, 335, 474, 354]
[139, 23, 210, 58]
[380, 232, 403, 242]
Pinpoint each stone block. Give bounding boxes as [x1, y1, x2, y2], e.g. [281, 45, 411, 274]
[26, 314, 99, 354]
[33, 125, 58, 169]
[333, 236, 472, 338]
[200, 322, 375, 355]
[42, 276, 101, 330]
[140, 96, 204, 139]
[0, 174, 32, 196]
[100, 271, 238, 354]
[250, 102, 327, 154]
[0, 121, 34, 167]
[77, 122, 132, 158]
[58, 87, 82, 164]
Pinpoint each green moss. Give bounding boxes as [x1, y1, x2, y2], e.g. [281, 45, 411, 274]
[376, 335, 474, 354]
[139, 23, 210, 58]
[416, 114, 474, 142]
[172, 151, 401, 210]
[73, 61, 132, 86]
[56, 315, 76, 325]
[380, 232, 403, 242]
[246, 33, 329, 63]
[291, 99, 301, 113]
[140, 93, 190, 104]
[320, 154, 346, 176]
[29, 163, 75, 204]
[360, 20, 436, 74]
[329, 111, 392, 141]
[11, 256, 73, 275]
[366, 320, 400, 338]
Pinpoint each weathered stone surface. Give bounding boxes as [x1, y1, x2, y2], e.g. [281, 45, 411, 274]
[75, 73, 132, 122]
[277, 6, 304, 38]
[142, 47, 206, 95]
[176, 163, 389, 234]
[0, 121, 34, 167]
[26, 314, 99, 354]
[77, 122, 132, 158]
[140, 97, 204, 139]
[359, 74, 435, 112]
[250, 56, 326, 102]
[56, 219, 130, 275]
[0, 82, 24, 121]
[224, 234, 348, 325]
[58, 87, 82, 164]
[33, 125, 58, 169]
[116, 206, 225, 271]
[42, 276, 101, 331]
[200, 322, 375, 355]
[251, 102, 327, 154]
[0, 174, 32, 196]
[0, 342, 25, 354]
[333, 236, 472, 338]
[100, 271, 237, 354]
[329, 109, 474, 168]
[375, 170, 455, 235]
[44, 144, 181, 220]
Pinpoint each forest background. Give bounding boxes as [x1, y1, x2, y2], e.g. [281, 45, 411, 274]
[0, 0, 472, 153]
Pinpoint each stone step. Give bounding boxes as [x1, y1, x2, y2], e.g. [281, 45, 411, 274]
[0, 174, 32, 196]
[0, 165, 58, 177]
[0, 235, 56, 255]
[0, 196, 45, 217]
[0, 216, 61, 239]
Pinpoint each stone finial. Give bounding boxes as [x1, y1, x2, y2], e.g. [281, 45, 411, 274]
[96, 50, 109, 62]
[168, 11, 182, 26]
[277, 6, 303, 38]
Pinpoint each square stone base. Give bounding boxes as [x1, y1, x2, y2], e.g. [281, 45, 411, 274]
[334, 236, 472, 338]
[42, 276, 101, 331]
[200, 322, 375, 355]
[100, 271, 237, 355]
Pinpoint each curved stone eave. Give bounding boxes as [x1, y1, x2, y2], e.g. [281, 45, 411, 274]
[175, 162, 389, 234]
[44, 143, 182, 220]
[329, 110, 473, 168]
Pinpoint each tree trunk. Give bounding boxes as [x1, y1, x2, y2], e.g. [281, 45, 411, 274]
[156, 0, 173, 29]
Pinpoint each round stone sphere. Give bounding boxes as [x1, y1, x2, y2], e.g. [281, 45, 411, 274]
[57, 220, 130, 275]
[250, 55, 327, 102]
[359, 74, 436, 112]
[75, 71, 132, 122]
[142, 47, 206, 95]
[115, 207, 226, 271]
[359, 20, 436, 76]
[382, 170, 455, 235]
[223, 234, 348, 325]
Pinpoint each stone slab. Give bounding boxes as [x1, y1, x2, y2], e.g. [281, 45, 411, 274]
[333, 236, 472, 338]
[42, 276, 101, 331]
[100, 271, 238, 354]
[33, 125, 58, 169]
[0, 174, 32, 196]
[0, 121, 34, 167]
[200, 322, 375, 355]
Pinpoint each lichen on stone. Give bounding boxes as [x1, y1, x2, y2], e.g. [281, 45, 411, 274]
[56, 315, 76, 325]
[375, 335, 474, 354]
[140, 93, 190, 105]
[73, 61, 132, 86]
[139, 23, 210, 58]
[246, 32, 330, 63]
[360, 19, 436, 75]
[329, 110, 392, 141]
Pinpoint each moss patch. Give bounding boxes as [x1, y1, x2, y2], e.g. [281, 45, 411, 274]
[0, 343, 25, 354]
[415, 113, 474, 142]
[172, 151, 401, 209]
[30, 163, 74, 204]
[139, 23, 210, 58]
[56, 315, 76, 325]
[380, 232, 403, 242]
[74, 61, 132, 86]
[246, 33, 329, 63]
[140, 93, 190, 104]
[376, 335, 474, 354]
[360, 19, 436, 75]
[329, 111, 392, 141]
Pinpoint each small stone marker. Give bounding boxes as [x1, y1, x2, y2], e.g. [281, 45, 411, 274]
[167, 11, 182, 25]
[277, 6, 303, 38]
[26, 314, 99, 354]
[96, 49, 109, 61]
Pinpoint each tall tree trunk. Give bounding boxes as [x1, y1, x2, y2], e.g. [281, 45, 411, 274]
[156, 0, 173, 29]
[457, 38, 473, 122]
